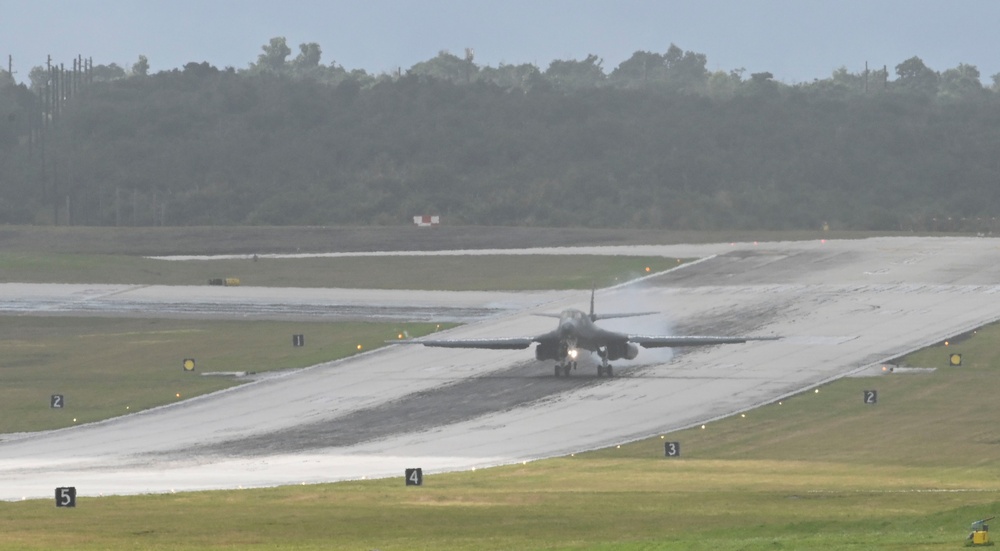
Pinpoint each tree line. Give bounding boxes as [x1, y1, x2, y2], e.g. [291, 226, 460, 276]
[1, 38, 999, 231]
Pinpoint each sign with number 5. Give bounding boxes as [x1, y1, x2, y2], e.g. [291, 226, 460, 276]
[55, 487, 76, 507]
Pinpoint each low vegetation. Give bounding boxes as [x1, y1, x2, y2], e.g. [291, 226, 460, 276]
[2, 228, 996, 548]
[2, 322, 1000, 549]
[0, 252, 681, 289]
[0, 317, 446, 433]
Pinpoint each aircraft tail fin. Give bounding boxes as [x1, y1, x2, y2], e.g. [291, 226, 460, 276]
[590, 285, 657, 321]
[590, 285, 597, 322]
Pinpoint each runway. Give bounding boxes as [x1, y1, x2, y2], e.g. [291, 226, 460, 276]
[2, 236, 1000, 500]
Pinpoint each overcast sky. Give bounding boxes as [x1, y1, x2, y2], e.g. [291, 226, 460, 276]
[3, 0, 999, 84]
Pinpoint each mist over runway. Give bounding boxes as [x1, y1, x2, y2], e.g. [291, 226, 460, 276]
[2, 237, 1000, 499]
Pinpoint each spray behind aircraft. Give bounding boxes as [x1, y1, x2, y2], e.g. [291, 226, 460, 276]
[396, 288, 777, 377]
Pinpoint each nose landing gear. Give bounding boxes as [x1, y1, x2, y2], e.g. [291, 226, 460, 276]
[554, 362, 576, 377]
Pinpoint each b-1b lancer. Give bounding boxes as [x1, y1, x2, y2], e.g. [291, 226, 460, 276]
[398, 290, 776, 377]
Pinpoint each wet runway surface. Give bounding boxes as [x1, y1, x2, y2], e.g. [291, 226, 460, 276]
[198, 361, 602, 457]
[3, 237, 1000, 499]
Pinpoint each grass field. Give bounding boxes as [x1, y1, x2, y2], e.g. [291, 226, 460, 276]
[2, 324, 1000, 549]
[0, 225, 926, 255]
[0, 316, 447, 433]
[0, 252, 680, 289]
[0, 226, 995, 549]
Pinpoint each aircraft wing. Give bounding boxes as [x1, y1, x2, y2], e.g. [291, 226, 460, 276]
[397, 337, 536, 350]
[595, 312, 658, 321]
[628, 335, 779, 348]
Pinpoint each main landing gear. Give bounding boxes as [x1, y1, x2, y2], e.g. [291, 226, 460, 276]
[596, 347, 615, 378]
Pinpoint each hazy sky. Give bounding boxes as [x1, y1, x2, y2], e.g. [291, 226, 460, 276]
[3, 1, 999, 84]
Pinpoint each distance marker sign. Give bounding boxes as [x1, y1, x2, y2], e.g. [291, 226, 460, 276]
[55, 487, 76, 507]
[664, 441, 681, 457]
[405, 468, 423, 486]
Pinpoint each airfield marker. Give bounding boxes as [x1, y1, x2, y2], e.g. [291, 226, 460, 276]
[54, 487, 76, 508]
[664, 442, 681, 457]
[405, 468, 423, 486]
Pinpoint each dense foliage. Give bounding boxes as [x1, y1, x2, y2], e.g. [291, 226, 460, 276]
[1, 39, 999, 231]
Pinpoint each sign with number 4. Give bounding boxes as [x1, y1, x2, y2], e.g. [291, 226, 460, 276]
[405, 468, 423, 486]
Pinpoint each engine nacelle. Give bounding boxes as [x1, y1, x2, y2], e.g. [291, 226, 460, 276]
[606, 342, 639, 361]
[535, 342, 561, 361]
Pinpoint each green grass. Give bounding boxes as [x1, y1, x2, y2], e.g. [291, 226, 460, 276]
[0, 316, 448, 433]
[0, 252, 681, 289]
[3, 324, 1000, 549]
[1, 233, 997, 549]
